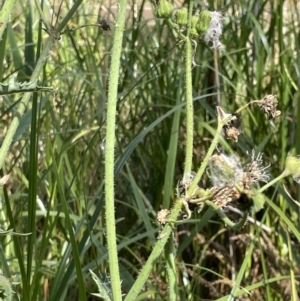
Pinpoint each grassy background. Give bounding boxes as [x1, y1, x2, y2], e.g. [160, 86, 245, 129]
[0, 0, 300, 300]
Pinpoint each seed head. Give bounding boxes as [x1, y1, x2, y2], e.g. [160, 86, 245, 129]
[209, 154, 243, 187]
[258, 95, 281, 120]
[203, 11, 225, 49]
[245, 151, 270, 185]
[209, 152, 269, 190]
[217, 107, 241, 142]
[210, 186, 241, 208]
[157, 209, 171, 225]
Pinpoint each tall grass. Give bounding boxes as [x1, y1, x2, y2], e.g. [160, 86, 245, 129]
[0, 0, 299, 300]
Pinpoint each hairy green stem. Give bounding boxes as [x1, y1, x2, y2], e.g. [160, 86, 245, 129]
[184, 39, 194, 174]
[258, 172, 286, 193]
[0, 0, 17, 40]
[165, 235, 177, 301]
[124, 199, 183, 301]
[187, 121, 223, 196]
[0, 36, 55, 169]
[183, 1, 194, 174]
[104, 1, 127, 300]
[205, 200, 248, 229]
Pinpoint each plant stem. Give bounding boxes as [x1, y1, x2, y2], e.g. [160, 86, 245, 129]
[183, 1, 194, 174]
[205, 200, 249, 230]
[124, 199, 183, 301]
[56, 0, 83, 32]
[104, 1, 127, 300]
[0, 36, 55, 170]
[184, 38, 194, 174]
[214, 49, 221, 106]
[187, 121, 223, 196]
[0, 0, 17, 40]
[165, 235, 177, 301]
[258, 172, 287, 193]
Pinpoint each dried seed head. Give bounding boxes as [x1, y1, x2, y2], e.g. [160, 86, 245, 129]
[258, 95, 281, 120]
[203, 11, 225, 49]
[217, 107, 242, 142]
[157, 209, 171, 225]
[245, 151, 270, 185]
[209, 154, 244, 187]
[210, 186, 241, 208]
[224, 126, 241, 142]
[210, 152, 269, 191]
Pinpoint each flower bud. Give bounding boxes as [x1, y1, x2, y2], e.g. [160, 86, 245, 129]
[175, 8, 188, 26]
[284, 156, 300, 184]
[196, 10, 212, 35]
[189, 16, 200, 38]
[155, 0, 173, 19]
[191, 15, 199, 29]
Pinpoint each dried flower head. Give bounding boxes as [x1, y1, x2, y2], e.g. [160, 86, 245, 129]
[245, 151, 270, 185]
[258, 95, 281, 120]
[157, 209, 171, 225]
[217, 107, 241, 142]
[210, 186, 241, 208]
[209, 152, 269, 210]
[209, 152, 270, 190]
[209, 153, 244, 188]
[224, 126, 241, 142]
[203, 11, 225, 49]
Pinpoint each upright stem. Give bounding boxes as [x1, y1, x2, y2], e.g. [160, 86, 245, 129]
[104, 1, 127, 300]
[165, 234, 177, 301]
[183, 0, 194, 174]
[124, 199, 183, 301]
[214, 49, 221, 106]
[184, 39, 194, 174]
[187, 121, 223, 196]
